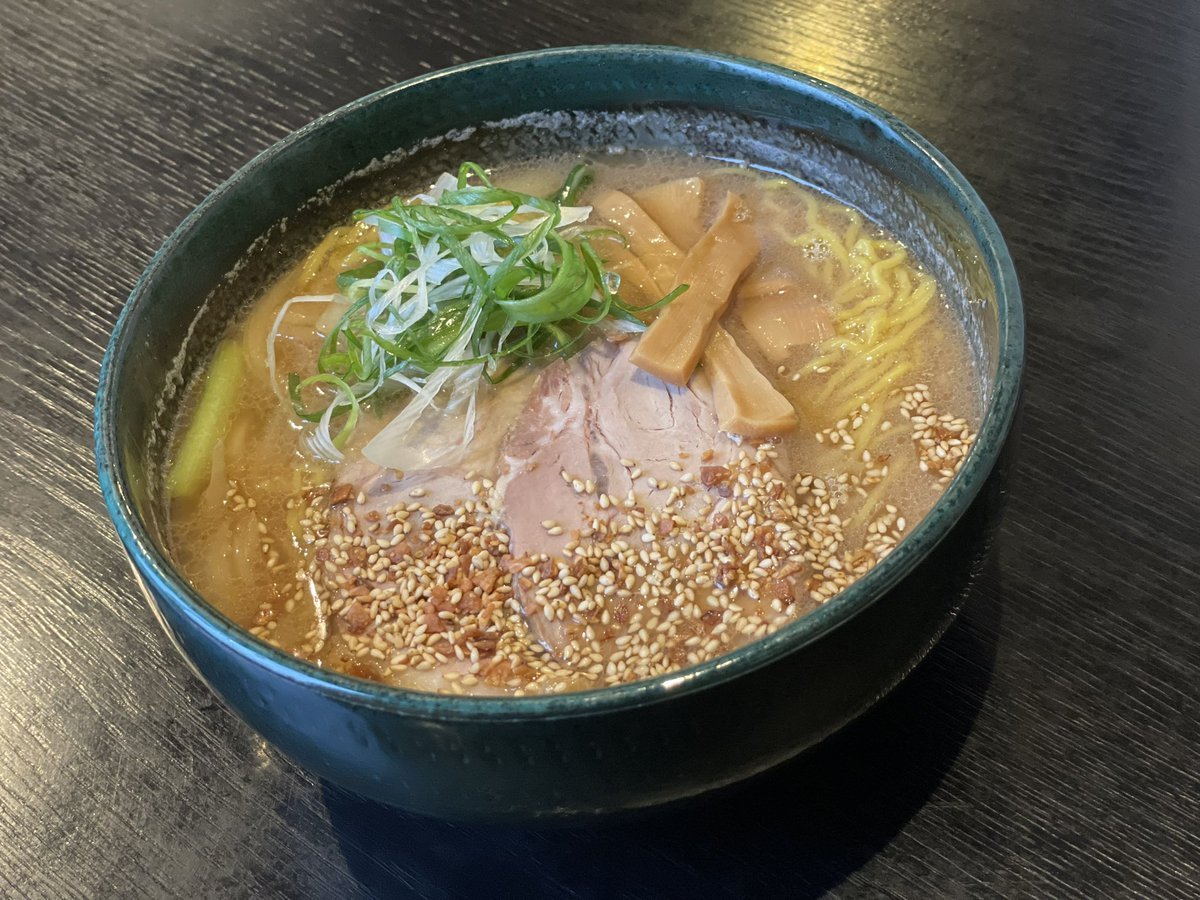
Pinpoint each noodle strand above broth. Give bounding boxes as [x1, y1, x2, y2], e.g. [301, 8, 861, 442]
[167, 154, 981, 695]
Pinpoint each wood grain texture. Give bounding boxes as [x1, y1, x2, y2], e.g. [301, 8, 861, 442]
[1, 0, 1198, 896]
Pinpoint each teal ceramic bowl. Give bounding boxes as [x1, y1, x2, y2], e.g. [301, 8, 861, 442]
[95, 46, 1022, 820]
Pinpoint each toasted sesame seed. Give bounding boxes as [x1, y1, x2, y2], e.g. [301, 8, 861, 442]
[281, 379, 974, 697]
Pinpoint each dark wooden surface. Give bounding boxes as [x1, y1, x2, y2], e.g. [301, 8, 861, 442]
[2, 0, 1198, 896]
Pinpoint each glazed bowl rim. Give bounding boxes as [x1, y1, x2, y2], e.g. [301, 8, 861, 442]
[94, 44, 1024, 722]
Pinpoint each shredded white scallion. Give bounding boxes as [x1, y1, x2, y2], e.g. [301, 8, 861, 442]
[265, 294, 337, 403]
[360, 305, 486, 470]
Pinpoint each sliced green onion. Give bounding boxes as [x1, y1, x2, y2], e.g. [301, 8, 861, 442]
[551, 163, 595, 206]
[289, 372, 361, 448]
[281, 161, 685, 458]
[335, 261, 384, 291]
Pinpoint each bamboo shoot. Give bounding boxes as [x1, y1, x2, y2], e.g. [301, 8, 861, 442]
[590, 189, 684, 292]
[633, 177, 707, 250]
[704, 327, 798, 438]
[630, 193, 759, 386]
[591, 235, 667, 321]
[737, 278, 834, 363]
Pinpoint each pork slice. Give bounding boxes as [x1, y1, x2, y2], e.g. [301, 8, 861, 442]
[584, 339, 740, 504]
[497, 340, 744, 656]
[498, 340, 738, 560]
[332, 366, 540, 520]
[493, 356, 606, 558]
[334, 460, 474, 522]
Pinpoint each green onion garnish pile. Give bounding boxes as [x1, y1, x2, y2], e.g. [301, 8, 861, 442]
[282, 162, 682, 465]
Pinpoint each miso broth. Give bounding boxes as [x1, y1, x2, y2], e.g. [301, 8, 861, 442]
[167, 151, 980, 695]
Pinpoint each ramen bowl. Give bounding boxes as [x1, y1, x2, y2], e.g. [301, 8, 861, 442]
[94, 45, 1022, 821]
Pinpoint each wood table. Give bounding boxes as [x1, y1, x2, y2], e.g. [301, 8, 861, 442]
[2, 0, 1197, 896]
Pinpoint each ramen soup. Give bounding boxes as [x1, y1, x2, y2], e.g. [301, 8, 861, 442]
[167, 152, 980, 696]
